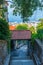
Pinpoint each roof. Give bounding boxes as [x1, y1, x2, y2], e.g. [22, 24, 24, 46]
[9, 25, 16, 30]
[11, 30, 31, 40]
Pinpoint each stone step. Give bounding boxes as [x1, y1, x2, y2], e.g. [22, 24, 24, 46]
[10, 60, 34, 65]
[11, 56, 30, 60]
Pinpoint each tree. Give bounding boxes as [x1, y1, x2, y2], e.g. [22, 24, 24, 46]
[15, 23, 29, 30]
[37, 19, 43, 29]
[0, 18, 10, 41]
[0, 0, 4, 4]
[11, 0, 41, 22]
[37, 19, 43, 41]
[29, 26, 37, 39]
[0, 0, 7, 18]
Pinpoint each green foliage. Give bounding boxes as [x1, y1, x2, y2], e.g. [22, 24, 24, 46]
[0, 18, 10, 41]
[37, 19, 43, 41]
[0, 18, 11, 53]
[15, 23, 29, 30]
[0, 0, 7, 18]
[37, 20, 43, 29]
[39, 18, 43, 22]
[37, 29, 43, 40]
[31, 33, 37, 45]
[0, 0, 4, 4]
[11, 0, 41, 22]
[29, 26, 35, 34]
[32, 33, 37, 39]
[29, 26, 37, 44]
[0, 9, 5, 18]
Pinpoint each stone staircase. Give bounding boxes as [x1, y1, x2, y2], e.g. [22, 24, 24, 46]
[10, 56, 34, 65]
[10, 45, 35, 65]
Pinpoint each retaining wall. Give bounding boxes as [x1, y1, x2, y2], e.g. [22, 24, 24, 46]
[0, 40, 8, 65]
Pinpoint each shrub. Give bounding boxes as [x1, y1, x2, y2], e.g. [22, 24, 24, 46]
[37, 19, 43, 41]
[0, 18, 10, 41]
[37, 29, 43, 41]
[15, 23, 29, 30]
[0, 18, 11, 53]
[29, 26, 35, 34]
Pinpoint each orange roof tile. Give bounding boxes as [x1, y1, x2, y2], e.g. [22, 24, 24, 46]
[9, 25, 16, 30]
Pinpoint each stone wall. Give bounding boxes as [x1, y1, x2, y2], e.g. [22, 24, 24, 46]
[33, 39, 43, 65]
[0, 40, 8, 65]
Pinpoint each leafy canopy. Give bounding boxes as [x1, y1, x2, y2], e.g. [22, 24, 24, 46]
[11, 0, 41, 22]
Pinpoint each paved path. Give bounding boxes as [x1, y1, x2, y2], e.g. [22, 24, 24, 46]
[10, 45, 34, 65]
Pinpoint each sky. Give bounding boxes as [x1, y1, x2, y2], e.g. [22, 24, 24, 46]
[7, 0, 43, 23]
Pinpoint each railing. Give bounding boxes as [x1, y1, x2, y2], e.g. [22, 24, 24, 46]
[32, 39, 43, 65]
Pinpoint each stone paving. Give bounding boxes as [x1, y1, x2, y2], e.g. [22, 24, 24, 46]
[10, 45, 34, 65]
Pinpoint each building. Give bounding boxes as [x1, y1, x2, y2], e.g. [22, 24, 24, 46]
[9, 25, 16, 30]
[11, 30, 31, 50]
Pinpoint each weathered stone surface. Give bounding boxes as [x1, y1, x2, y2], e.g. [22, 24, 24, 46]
[0, 40, 8, 65]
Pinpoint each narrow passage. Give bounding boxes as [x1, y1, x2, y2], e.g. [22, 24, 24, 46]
[10, 45, 34, 65]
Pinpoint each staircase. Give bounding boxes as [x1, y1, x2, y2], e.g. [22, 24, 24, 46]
[10, 45, 35, 65]
[10, 56, 34, 65]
